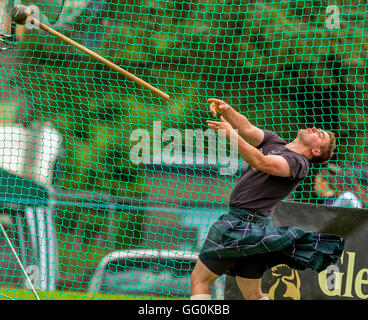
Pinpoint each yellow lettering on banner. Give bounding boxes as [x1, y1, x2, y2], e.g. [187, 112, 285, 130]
[318, 268, 344, 296]
[318, 251, 368, 299]
[318, 251, 344, 296]
[342, 252, 355, 297]
[355, 269, 368, 299]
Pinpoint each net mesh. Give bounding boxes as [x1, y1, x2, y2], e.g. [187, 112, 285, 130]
[0, 0, 367, 300]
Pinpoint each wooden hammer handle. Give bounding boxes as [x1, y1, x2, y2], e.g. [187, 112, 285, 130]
[32, 18, 170, 100]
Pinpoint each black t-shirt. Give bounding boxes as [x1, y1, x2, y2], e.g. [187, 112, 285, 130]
[229, 130, 310, 216]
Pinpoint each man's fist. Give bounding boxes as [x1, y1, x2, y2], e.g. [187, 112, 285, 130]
[208, 98, 230, 117]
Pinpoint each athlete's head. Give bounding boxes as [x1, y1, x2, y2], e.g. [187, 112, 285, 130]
[297, 127, 336, 164]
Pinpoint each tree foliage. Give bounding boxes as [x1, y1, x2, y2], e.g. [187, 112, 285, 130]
[10, 0, 368, 197]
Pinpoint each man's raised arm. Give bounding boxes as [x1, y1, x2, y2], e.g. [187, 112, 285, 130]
[208, 98, 264, 147]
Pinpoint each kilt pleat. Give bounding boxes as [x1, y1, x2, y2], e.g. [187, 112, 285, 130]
[199, 208, 345, 273]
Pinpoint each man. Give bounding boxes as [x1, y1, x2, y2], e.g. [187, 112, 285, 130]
[190, 98, 345, 300]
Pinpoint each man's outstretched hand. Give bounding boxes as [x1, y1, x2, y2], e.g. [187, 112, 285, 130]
[208, 98, 230, 117]
[206, 116, 236, 138]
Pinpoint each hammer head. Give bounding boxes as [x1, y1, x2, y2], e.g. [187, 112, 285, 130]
[11, 4, 32, 25]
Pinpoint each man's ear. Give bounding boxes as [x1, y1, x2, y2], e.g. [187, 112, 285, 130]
[311, 148, 321, 157]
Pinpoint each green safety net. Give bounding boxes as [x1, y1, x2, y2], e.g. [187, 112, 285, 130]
[0, 0, 367, 300]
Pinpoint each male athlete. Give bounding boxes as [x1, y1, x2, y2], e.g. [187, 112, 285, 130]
[190, 98, 344, 300]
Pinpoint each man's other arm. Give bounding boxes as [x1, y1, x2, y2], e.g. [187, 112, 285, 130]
[208, 98, 264, 147]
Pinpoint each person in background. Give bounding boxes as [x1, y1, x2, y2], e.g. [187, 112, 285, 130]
[313, 163, 367, 209]
[313, 169, 336, 206]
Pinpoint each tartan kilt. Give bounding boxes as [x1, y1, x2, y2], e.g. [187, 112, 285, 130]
[199, 207, 345, 273]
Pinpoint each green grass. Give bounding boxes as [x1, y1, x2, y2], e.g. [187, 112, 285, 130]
[0, 287, 185, 300]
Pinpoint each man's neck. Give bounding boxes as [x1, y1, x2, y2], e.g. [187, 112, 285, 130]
[285, 140, 311, 160]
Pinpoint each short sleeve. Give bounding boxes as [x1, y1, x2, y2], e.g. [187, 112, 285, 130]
[282, 152, 310, 181]
[257, 130, 285, 149]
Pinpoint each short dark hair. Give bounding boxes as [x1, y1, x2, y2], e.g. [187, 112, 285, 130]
[311, 131, 336, 164]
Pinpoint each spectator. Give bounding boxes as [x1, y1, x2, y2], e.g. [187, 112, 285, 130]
[0, 72, 61, 291]
[313, 163, 368, 209]
[313, 169, 335, 206]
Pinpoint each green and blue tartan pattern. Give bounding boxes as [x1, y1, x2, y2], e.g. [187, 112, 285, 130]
[199, 207, 345, 273]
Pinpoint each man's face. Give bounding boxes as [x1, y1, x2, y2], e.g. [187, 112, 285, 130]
[298, 127, 330, 152]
